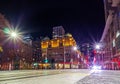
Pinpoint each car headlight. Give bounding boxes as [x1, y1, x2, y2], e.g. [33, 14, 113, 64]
[92, 65, 101, 70]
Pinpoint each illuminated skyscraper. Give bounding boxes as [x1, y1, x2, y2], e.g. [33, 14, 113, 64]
[52, 26, 65, 38]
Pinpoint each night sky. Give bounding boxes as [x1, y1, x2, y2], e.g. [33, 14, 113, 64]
[0, 0, 105, 45]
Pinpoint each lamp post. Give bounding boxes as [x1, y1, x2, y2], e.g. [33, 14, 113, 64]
[73, 46, 77, 51]
[95, 44, 100, 50]
[95, 44, 101, 66]
[63, 46, 65, 69]
[72, 46, 78, 69]
[11, 31, 19, 70]
[6, 28, 22, 70]
[45, 42, 48, 69]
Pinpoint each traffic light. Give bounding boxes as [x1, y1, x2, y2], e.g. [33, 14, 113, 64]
[3, 27, 10, 34]
[44, 57, 48, 63]
[45, 59, 48, 63]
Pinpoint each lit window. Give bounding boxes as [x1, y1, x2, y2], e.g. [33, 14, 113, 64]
[116, 31, 120, 38]
[113, 39, 115, 47]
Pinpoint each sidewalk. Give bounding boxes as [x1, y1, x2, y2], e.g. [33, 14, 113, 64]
[76, 70, 120, 84]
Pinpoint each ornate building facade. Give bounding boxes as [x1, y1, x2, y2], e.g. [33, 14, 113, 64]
[100, 0, 120, 70]
[0, 14, 33, 70]
[41, 30, 81, 69]
[0, 13, 11, 70]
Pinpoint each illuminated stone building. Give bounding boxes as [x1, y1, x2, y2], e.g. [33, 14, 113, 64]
[0, 14, 33, 70]
[100, 0, 120, 70]
[0, 13, 10, 47]
[0, 13, 11, 70]
[41, 30, 81, 69]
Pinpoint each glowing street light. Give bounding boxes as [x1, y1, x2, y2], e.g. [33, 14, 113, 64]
[94, 43, 102, 66]
[4, 27, 23, 70]
[73, 46, 77, 51]
[4, 27, 23, 43]
[72, 46, 79, 68]
[11, 32, 17, 38]
[95, 44, 100, 50]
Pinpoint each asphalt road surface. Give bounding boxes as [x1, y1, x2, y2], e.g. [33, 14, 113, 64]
[0, 69, 120, 84]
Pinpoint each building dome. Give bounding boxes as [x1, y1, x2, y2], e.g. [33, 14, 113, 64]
[43, 36, 50, 41]
[65, 33, 72, 37]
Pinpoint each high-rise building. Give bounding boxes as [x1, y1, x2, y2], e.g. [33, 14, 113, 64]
[100, 0, 120, 70]
[52, 26, 65, 38]
[80, 43, 94, 68]
[32, 37, 42, 68]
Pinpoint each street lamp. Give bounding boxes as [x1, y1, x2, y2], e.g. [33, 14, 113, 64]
[4, 27, 23, 43]
[95, 44, 100, 50]
[10, 30, 20, 70]
[63, 45, 65, 69]
[5, 27, 23, 70]
[11, 32, 18, 38]
[73, 46, 77, 51]
[72, 46, 78, 68]
[94, 43, 101, 67]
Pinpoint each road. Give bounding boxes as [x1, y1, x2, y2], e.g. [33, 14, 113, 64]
[0, 69, 120, 84]
[0, 69, 91, 84]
